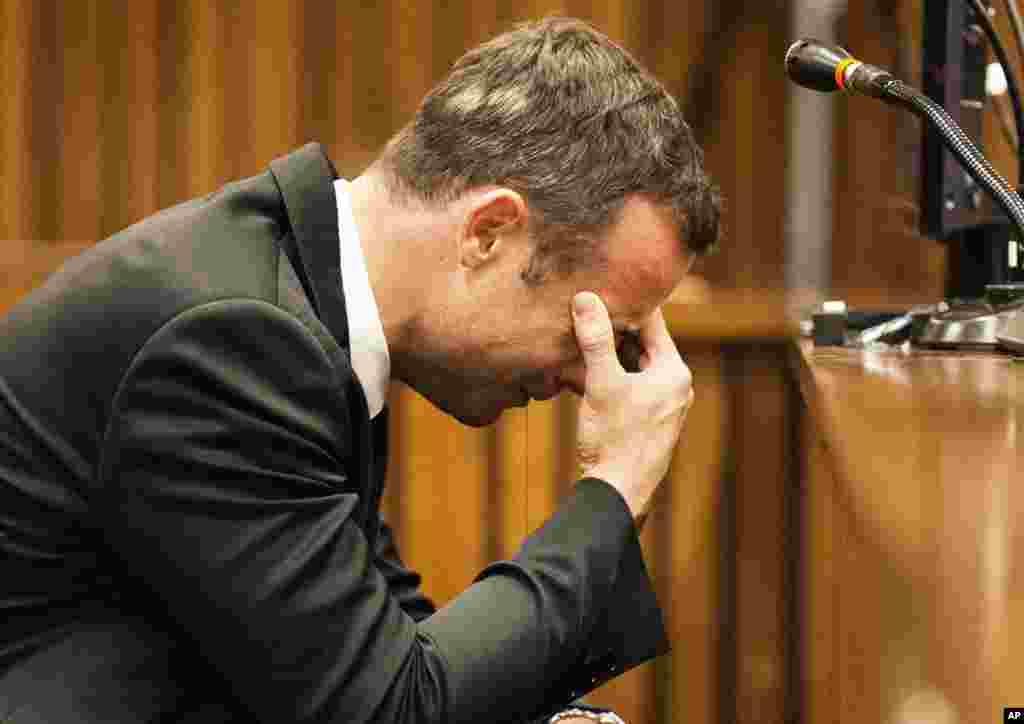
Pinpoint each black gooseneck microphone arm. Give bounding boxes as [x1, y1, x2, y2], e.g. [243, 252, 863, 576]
[785, 38, 1024, 245]
[886, 82, 1024, 236]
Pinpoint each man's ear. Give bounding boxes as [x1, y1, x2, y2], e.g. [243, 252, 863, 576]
[460, 188, 527, 269]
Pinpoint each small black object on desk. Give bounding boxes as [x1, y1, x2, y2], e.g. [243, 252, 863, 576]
[812, 301, 848, 346]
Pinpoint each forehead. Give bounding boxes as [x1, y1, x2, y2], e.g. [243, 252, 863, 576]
[587, 196, 691, 325]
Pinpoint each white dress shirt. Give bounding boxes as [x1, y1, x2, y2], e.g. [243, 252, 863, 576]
[333, 178, 390, 420]
[334, 180, 616, 724]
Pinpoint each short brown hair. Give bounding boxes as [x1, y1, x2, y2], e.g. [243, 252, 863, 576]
[377, 17, 722, 284]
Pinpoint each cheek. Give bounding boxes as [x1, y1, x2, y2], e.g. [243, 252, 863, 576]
[514, 333, 583, 392]
[548, 337, 583, 378]
[511, 324, 578, 379]
[557, 333, 581, 366]
[519, 340, 575, 382]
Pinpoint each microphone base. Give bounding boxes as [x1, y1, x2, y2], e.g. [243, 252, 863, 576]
[913, 299, 1024, 351]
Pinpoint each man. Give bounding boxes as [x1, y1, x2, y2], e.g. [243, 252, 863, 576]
[0, 16, 720, 724]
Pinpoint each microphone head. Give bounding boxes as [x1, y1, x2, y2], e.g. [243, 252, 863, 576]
[785, 38, 854, 93]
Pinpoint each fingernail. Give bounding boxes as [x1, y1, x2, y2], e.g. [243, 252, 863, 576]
[573, 292, 594, 317]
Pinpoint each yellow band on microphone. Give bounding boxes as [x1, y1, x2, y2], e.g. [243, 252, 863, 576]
[834, 58, 859, 90]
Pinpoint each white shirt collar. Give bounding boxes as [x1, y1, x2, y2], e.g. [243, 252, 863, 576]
[333, 178, 390, 419]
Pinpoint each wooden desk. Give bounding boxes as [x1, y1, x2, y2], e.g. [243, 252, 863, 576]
[793, 340, 1024, 722]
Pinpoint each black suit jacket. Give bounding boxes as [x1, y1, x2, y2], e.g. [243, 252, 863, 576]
[0, 144, 668, 723]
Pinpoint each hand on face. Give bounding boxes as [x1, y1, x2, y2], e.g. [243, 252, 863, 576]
[570, 290, 694, 527]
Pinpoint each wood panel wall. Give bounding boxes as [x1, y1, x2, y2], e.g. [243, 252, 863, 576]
[6, 1, 980, 722]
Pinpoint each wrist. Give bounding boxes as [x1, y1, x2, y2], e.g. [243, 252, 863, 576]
[580, 466, 637, 516]
[549, 707, 626, 724]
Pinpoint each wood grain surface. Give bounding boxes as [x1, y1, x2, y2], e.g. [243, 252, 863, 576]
[795, 339, 1023, 722]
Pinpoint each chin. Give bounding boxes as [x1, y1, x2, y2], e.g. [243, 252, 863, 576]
[451, 397, 515, 427]
[434, 388, 519, 428]
[454, 407, 504, 428]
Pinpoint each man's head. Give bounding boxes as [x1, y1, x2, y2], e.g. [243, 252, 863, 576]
[355, 17, 721, 426]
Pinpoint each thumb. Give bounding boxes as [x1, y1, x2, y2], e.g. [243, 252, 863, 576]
[572, 292, 622, 382]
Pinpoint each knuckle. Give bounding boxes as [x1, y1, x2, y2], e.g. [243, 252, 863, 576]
[578, 329, 613, 354]
[667, 366, 692, 398]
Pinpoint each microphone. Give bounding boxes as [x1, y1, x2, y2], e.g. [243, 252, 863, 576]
[785, 38, 896, 99]
[783, 35, 1024, 305]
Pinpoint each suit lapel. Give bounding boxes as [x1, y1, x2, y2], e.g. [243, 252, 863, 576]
[269, 143, 382, 543]
[269, 142, 349, 350]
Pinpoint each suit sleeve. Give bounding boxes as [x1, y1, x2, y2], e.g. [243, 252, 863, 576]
[373, 518, 436, 622]
[99, 299, 666, 724]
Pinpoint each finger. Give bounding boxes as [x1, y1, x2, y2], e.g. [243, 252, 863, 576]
[571, 291, 623, 383]
[637, 305, 676, 362]
[679, 386, 696, 424]
[674, 380, 695, 416]
[680, 358, 694, 392]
